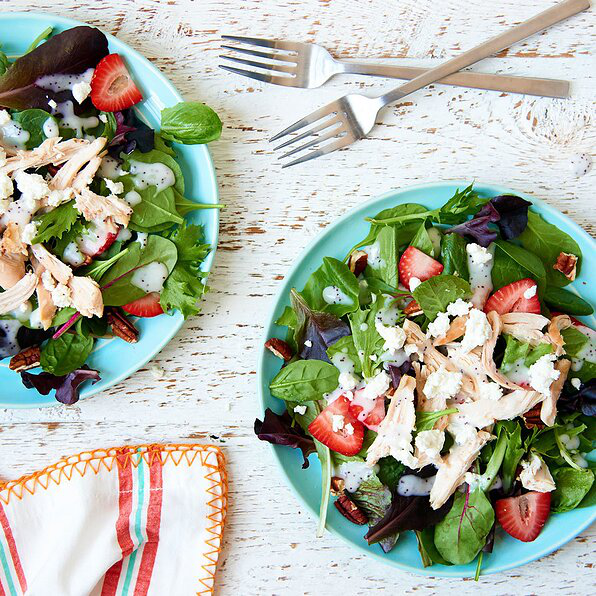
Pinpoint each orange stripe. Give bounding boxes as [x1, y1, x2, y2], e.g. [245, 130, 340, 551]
[0, 504, 26, 593]
[133, 451, 163, 596]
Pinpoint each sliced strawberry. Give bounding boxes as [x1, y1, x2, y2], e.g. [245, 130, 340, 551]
[122, 292, 164, 317]
[496, 491, 551, 542]
[77, 222, 119, 257]
[90, 54, 142, 112]
[484, 279, 541, 315]
[308, 395, 364, 456]
[399, 246, 444, 290]
[349, 395, 386, 431]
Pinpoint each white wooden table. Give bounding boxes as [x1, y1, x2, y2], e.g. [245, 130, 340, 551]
[0, 1, 594, 594]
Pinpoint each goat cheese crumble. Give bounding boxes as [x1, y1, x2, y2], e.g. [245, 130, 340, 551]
[375, 320, 406, 353]
[528, 353, 560, 396]
[415, 429, 444, 461]
[332, 414, 345, 433]
[72, 81, 92, 104]
[523, 284, 537, 299]
[466, 242, 493, 265]
[409, 276, 422, 291]
[460, 308, 492, 352]
[426, 311, 450, 338]
[424, 367, 463, 400]
[446, 298, 472, 317]
[359, 371, 391, 401]
[293, 405, 307, 416]
[477, 380, 503, 401]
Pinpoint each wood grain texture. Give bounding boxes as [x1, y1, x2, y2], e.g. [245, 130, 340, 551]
[0, 0, 594, 594]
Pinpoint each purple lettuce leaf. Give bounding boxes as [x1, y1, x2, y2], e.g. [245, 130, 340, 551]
[21, 366, 100, 405]
[0, 26, 108, 110]
[254, 408, 316, 468]
[490, 195, 532, 240]
[559, 378, 595, 417]
[387, 361, 413, 390]
[445, 202, 500, 247]
[109, 109, 155, 156]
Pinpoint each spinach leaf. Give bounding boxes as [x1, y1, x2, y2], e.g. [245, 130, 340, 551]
[79, 247, 131, 282]
[0, 50, 8, 76]
[160, 101, 222, 144]
[498, 420, 526, 493]
[376, 456, 405, 491]
[348, 297, 387, 378]
[501, 335, 553, 370]
[561, 326, 589, 358]
[366, 225, 402, 289]
[40, 333, 94, 376]
[12, 109, 57, 149]
[491, 239, 547, 293]
[32, 200, 79, 244]
[441, 233, 469, 280]
[24, 26, 53, 54]
[410, 222, 434, 257]
[434, 489, 494, 565]
[416, 527, 452, 567]
[326, 335, 361, 375]
[316, 422, 332, 538]
[301, 257, 360, 317]
[575, 361, 596, 383]
[520, 211, 582, 287]
[412, 275, 471, 321]
[154, 133, 176, 156]
[269, 360, 339, 402]
[416, 408, 459, 432]
[174, 190, 223, 215]
[543, 286, 594, 316]
[100, 111, 118, 140]
[551, 467, 594, 513]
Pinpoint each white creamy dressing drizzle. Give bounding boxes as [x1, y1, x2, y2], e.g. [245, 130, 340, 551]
[573, 325, 596, 369]
[467, 243, 495, 309]
[9, 301, 32, 323]
[63, 241, 85, 266]
[99, 156, 125, 180]
[397, 474, 436, 497]
[36, 68, 94, 93]
[322, 285, 352, 306]
[123, 190, 142, 207]
[362, 241, 384, 270]
[330, 351, 356, 375]
[336, 461, 378, 493]
[504, 358, 531, 385]
[381, 348, 409, 368]
[1, 199, 35, 228]
[0, 319, 21, 358]
[129, 161, 175, 192]
[52, 101, 99, 138]
[131, 262, 169, 293]
[116, 227, 132, 243]
[375, 300, 401, 326]
[0, 116, 30, 150]
[135, 232, 148, 249]
[29, 307, 43, 330]
[42, 118, 59, 138]
[349, 388, 378, 422]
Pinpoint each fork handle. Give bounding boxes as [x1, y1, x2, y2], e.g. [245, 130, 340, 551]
[378, 0, 589, 106]
[338, 63, 569, 98]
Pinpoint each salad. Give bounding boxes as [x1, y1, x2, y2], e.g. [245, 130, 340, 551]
[0, 26, 222, 404]
[256, 184, 595, 575]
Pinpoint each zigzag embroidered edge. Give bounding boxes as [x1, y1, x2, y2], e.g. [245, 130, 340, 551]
[0, 443, 227, 596]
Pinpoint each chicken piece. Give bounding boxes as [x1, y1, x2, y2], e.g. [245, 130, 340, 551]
[0, 252, 26, 289]
[482, 311, 523, 390]
[546, 314, 573, 357]
[500, 312, 550, 346]
[429, 429, 492, 510]
[30, 244, 72, 285]
[0, 138, 88, 175]
[50, 137, 107, 190]
[31, 258, 57, 330]
[540, 358, 571, 427]
[457, 389, 544, 428]
[0, 223, 27, 256]
[75, 188, 132, 227]
[68, 276, 104, 318]
[434, 315, 467, 346]
[518, 452, 556, 493]
[366, 375, 417, 468]
[0, 272, 38, 314]
[72, 155, 104, 192]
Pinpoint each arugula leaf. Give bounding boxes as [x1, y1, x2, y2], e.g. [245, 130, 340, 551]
[11, 109, 57, 149]
[500, 335, 552, 370]
[52, 219, 86, 258]
[160, 223, 211, 318]
[326, 335, 361, 375]
[412, 275, 471, 321]
[416, 408, 459, 433]
[543, 287, 594, 316]
[441, 233, 469, 280]
[497, 420, 526, 493]
[269, 360, 339, 402]
[491, 239, 547, 293]
[32, 200, 79, 244]
[160, 101, 222, 144]
[551, 467, 594, 513]
[100, 111, 118, 140]
[40, 333, 94, 376]
[520, 211, 582, 287]
[561, 326, 589, 358]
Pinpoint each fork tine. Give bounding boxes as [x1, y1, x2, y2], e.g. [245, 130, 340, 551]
[281, 136, 352, 168]
[220, 54, 296, 75]
[278, 127, 346, 160]
[221, 44, 296, 63]
[221, 35, 301, 52]
[270, 105, 339, 142]
[218, 64, 275, 85]
[273, 116, 342, 151]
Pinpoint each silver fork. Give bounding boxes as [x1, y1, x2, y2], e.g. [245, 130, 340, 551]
[220, 37, 569, 98]
[268, 0, 589, 168]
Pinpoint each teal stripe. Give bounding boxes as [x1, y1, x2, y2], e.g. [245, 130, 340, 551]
[0, 540, 17, 596]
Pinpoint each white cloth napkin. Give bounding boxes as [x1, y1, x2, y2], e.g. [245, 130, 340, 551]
[0, 444, 227, 596]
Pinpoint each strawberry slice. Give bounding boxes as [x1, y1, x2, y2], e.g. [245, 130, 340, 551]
[484, 278, 540, 315]
[349, 395, 386, 431]
[399, 246, 444, 290]
[308, 395, 364, 456]
[77, 223, 119, 257]
[122, 292, 164, 317]
[496, 491, 551, 542]
[90, 54, 142, 112]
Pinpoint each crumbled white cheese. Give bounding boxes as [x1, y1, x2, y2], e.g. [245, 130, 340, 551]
[104, 178, 124, 195]
[460, 308, 492, 352]
[332, 414, 345, 432]
[304, 339, 313, 348]
[41, 270, 57, 291]
[293, 405, 307, 416]
[518, 452, 555, 492]
[528, 354, 560, 396]
[99, 113, 108, 123]
[48, 99, 58, 110]
[72, 81, 92, 104]
[463, 472, 485, 491]
[426, 311, 450, 338]
[446, 298, 473, 317]
[447, 415, 478, 445]
[359, 371, 391, 401]
[409, 276, 422, 291]
[375, 320, 406, 353]
[466, 242, 493, 265]
[424, 367, 463, 400]
[523, 284, 537, 299]
[477, 380, 503, 401]
[0, 109, 11, 126]
[415, 429, 444, 462]
[149, 363, 165, 379]
[404, 343, 419, 357]
[344, 423, 354, 436]
[46, 188, 73, 207]
[15, 170, 49, 203]
[51, 283, 71, 308]
[369, 354, 378, 362]
[0, 172, 13, 201]
[338, 372, 359, 391]
[21, 221, 38, 244]
[571, 377, 581, 390]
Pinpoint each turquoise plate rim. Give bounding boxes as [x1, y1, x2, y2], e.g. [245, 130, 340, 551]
[0, 12, 219, 408]
[257, 180, 595, 577]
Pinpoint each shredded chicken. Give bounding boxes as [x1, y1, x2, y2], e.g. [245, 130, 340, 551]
[546, 314, 573, 356]
[519, 452, 556, 492]
[0, 272, 38, 314]
[433, 315, 466, 346]
[68, 275, 104, 318]
[31, 258, 56, 330]
[50, 137, 107, 190]
[30, 244, 72, 285]
[72, 155, 104, 192]
[75, 188, 132, 227]
[429, 429, 492, 510]
[500, 312, 550, 345]
[540, 358, 571, 427]
[0, 138, 88, 175]
[0, 253, 26, 289]
[366, 375, 417, 468]
[0, 223, 27, 256]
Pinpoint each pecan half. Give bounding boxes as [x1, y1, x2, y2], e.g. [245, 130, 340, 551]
[334, 494, 368, 525]
[553, 252, 578, 281]
[330, 476, 345, 496]
[9, 346, 41, 372]
[264, 337, 293, 361]
[348, 250, 368, 277]
[107, 308, 139, 343]
[522, 404, 545, 429]
[404, 299, 423, 317]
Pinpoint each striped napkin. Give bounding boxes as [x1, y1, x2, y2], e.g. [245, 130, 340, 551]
[0, 444, 227, 596]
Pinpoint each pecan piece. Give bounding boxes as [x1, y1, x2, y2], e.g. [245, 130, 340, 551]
[265, 337, 293, 361]
[553, 252, 578, 281]
[348, 250, 368, 277]
[330, 476, 345, 496]
[9, 346, 41, 372]
[522, 404, 545, 429]
[107, 308, 139, 343]
[334, 494, 368, 525]
[403, 299, 423, 317]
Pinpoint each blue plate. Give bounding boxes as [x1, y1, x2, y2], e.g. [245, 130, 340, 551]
[0, 13, 219, 407]
[258, 181, 596, 576]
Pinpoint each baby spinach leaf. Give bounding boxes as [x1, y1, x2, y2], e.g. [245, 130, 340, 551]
[154, 133, 176, 156]
[574, 361, 596, 384]
[441, 233, 469, 280]
[326, 335, 361, 375]
[434, 489, 494, 565]
[412, 275, 471, 321]
[270, 360, 339, 403]
[497, 420, 526, 493]
[520, 211, 582, 287]
[501, 335, 552, 370]
[416, 408, 459, 432]
[174, 190, 223, 215]
[40, 333, 94, 376]
[11, 109, 57, 149]
[160, 101, 222, 144]
[410, 222, 435, 257]
[301, 257, 359, 317]
[551, 467, 594, 513]
[543, 287, 593, 316]
[376, 456, 405, 491]
[561, 326, 589, 358]
[348, 297, 387, 378]
[368, 225, 401, 289]
[32, 200, 79, 244]
[491, 239, 547, 293]
[416, 527, 452, 567]
[0, 50, 9, 76]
